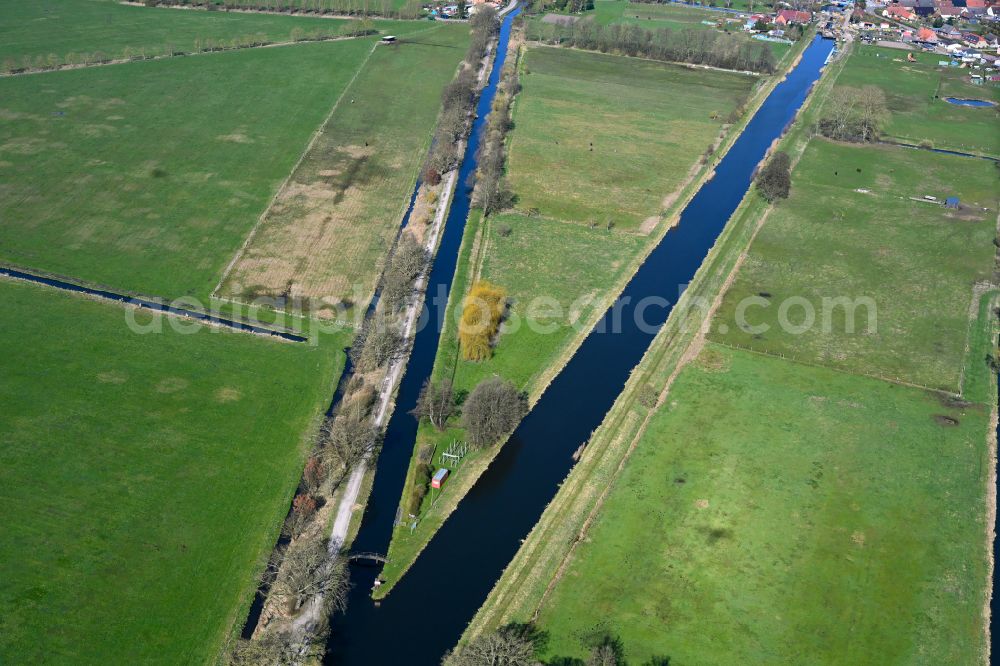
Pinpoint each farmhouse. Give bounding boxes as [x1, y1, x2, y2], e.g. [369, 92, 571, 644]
[916, 26, 939, 43]
[775, 9, 812, 25]
[884, 5, 917, 19]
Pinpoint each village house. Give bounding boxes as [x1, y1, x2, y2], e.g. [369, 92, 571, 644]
[916, 26, 940, 42]
[899, 0, 937, 17]
[936, 3, 965, 19]
[775, 9, 812, 25]
[884, 4, 918, 19]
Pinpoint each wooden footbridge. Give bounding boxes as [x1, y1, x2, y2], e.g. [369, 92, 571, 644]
[347, 551, 389, 565]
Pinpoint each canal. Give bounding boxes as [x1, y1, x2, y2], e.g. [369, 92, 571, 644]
[324, 28, 836, 665]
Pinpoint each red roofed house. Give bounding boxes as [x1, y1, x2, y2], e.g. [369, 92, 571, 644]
[775, 9, 812, 25]
[883, 5, 917, 19]
[915, 26, 939, 43]
[966, 0, 986, 7]
[936, 3, 965, 17]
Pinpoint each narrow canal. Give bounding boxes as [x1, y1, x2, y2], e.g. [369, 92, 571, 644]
[324, 31, 835, 665]
[0, 265, 306, 342]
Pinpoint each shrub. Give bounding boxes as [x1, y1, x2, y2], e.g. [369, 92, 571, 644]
[459, 281, 507, 361]
[755, 150, 791, 202]
[461, 377, 527, 447]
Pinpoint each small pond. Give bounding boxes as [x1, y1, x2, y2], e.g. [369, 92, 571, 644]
[944, 97, 996, 107]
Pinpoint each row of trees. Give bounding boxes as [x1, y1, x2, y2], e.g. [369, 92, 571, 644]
[146, 0, 425, 20]
[472, 35, 521, 216]
[529, 18, 777, 73]
[459, 281, 508, 361]
[414, 376, 527, 445]
[443, 625, 669, 666]
[425, 6, 501, 180]
[817, 85, 890, 143]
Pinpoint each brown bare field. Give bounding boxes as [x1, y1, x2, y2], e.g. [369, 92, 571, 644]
[218, 25, 469, 317]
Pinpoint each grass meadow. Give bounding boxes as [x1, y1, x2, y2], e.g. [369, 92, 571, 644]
[530, 1, 789, 58]
[533, 343, 990, 665]
[0, 38, 373, 298]
[710, 139, 998, 392]
[506, 45, 754, 229]
[0, 279, 346, 663]
[218, 23, 470, 315]
[835, 45, 1000, 157]
[0, 0, 426, 68]
[593, 0, 741, 31]
[447, 213, 646, 393]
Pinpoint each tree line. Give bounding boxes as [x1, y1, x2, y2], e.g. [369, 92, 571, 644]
[424, 6, 502, 182]
[528, 18, 777, 73]
[145, 0, 425, 20]
[444, 624, 671, 666]
[472, 32, 521, 216]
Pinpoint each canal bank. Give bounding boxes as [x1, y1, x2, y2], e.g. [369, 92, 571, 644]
[323, 34, 835, 665]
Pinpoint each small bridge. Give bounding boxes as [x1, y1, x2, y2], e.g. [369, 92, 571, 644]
[347, 551, 389, 565]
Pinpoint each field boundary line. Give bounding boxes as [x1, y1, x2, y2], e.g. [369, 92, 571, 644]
[211, 40, 380, 298]
[0, 32, 379, 78]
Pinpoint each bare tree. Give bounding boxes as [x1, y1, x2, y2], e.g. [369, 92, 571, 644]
[442, 624, 538, 666]
[227, 631, 299, 665]
[270, 538, 349, 614]
[411, 378, 455, 430]
[320, 414, 381, 473]
[587, 636, 624, 666]
[461, 377, 527, 447]
[350, 314, 403, 371]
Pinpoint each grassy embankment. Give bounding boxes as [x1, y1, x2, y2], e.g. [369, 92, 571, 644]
[376, 37, 804, 596]
[467, 43, 999, 663]
[0, 38, 372, 299]
[217, 23, 471, 317]
[0, 279, 348, 664]
[835, 44, 1000, 157]
[0, 0, 428, 70]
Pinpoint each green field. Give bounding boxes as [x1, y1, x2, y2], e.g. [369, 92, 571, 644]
[710, 139, 998, 392]
[447, 213, 646, 392]
[0, 0, 431, 68]
[531, 1, 789, 56]
[592, 0, 740, 30]
[218, 23, 469, 314]
[0, 38, 374, 298]
[532, 343, 991, 664]
[0, 279, 346, 663]
[835, 45, 1000, 157]
[507, 46, 754, 229]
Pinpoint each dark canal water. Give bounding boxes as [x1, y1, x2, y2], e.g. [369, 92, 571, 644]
[0, 265, 306, 342]
[324, 32, 836, 665]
